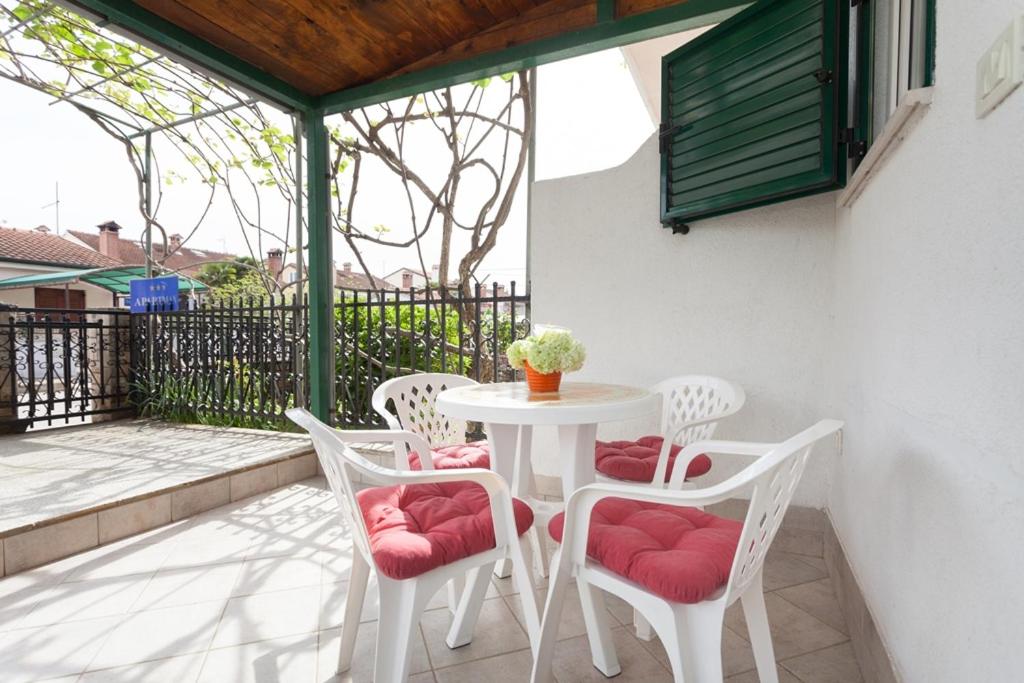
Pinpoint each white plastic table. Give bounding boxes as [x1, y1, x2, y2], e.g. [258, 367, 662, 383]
[435, 381, 659, 500]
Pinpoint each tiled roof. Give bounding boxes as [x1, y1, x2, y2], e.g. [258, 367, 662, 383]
[335, 268, 390, 290]
[67, 230, 237, 276]
[0, 227, 121, 268]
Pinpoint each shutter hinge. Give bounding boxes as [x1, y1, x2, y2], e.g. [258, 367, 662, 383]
[813, 68, 834, 85]
[659, 122, 681, 153]
[838, 128, 867, 159]
[662, 217, 690, 235]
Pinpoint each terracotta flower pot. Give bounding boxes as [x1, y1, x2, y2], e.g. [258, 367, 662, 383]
[523, 360, 562, 393]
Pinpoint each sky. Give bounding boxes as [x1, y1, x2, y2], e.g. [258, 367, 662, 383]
[0, 46, 654, 287]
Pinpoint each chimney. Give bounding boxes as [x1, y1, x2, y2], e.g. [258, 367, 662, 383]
[401, 271, 413, 290]
[168, 233, 183, 251]
[266, 248, 284, 282]
[430, 263, 440, 283]
[342, 262, 352, 275]
[97, 221, 122, 259]
[34, 225, 50, 233]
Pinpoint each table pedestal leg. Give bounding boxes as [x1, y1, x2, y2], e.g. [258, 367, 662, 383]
[557, 423, 598, 499]
[486, 422, 520, 578]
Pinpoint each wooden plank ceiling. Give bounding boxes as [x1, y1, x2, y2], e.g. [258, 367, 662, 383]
[131, 0, 696, 96]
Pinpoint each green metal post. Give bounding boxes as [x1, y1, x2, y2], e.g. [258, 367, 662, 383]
[143, 131, 153, 278]
[304, 109, 333, 421]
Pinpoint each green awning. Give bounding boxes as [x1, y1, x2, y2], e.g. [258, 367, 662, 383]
[0, 266, 207, 294]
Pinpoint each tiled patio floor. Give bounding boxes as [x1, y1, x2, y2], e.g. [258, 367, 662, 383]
[0, 478, 863, 682]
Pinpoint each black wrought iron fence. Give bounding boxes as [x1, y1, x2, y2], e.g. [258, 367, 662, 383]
[131, 296, 308, 429]
[0, 283, 529, 432]
[334, 283, 530, 427]
[0, 306, 133, 431]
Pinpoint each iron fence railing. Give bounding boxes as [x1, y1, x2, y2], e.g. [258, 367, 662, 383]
[131, 296, 308, 429]
[0, 283, 529, 431]
[334, 283, 530, 427]
[0, 306, 133, 430]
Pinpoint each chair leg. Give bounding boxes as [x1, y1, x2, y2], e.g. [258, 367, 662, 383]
[740, 572, 779, 683]
[674, 601, 726, 683]
[446, 574, 465, 615]
[634, 608, 654, 641]
[446, 562, 496, 648]
[510, 535, 542, 648]
[530, 550, 572, 683]
[577, 579, 621, 677]
[373, 576, 431, 683]
[337, 550, 370, 673]
[529, 526, 550, 579]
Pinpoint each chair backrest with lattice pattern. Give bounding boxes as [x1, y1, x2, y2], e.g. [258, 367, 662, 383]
[724, 420, 842, 601]
[374, 374, 477, 447]
[651, 375, 746, 446]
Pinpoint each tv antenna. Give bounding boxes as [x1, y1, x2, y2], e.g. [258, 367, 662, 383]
[41, 182, 60, 234]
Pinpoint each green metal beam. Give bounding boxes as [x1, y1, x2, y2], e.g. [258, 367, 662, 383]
[62, 0, 314, 111]
[304, 109, 334, 422]
[597, 0, 616, 23]
[319, 0, 748, 114]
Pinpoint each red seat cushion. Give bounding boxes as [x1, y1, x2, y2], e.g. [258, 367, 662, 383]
[409, 441, 490, 470]
[548, 498, 742, 603]
[595, 436, 712, 483]
[357, 480, 533, 580]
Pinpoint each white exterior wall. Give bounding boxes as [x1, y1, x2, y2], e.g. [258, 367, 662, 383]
[827, 3, 1024, 681]
[530, 136, 837, 507]
[530, 2, 1024, 678]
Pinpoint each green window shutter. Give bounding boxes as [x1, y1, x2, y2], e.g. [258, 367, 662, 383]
[660, 0, 850, 231]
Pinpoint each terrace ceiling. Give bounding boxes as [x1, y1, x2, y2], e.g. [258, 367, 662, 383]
[64, 0, 748, 111]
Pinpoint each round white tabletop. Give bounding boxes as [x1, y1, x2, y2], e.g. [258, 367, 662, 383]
[435, 381, 658, 426]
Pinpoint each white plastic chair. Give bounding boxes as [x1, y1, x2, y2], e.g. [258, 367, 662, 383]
[287, 408, 541, 683]
[596, 375, 747, 487]
[532, 419, 843, 683]
[373, 373, 549, 578]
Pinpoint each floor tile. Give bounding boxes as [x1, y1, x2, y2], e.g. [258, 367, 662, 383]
[776, 578, 849, 635]
[552, 626, 673, 682]
[319, 578, 380, 629]
[634, 625, 755, 677]
[231, 555, 323, 597]
[726, 593, 848, 661]
[433, 648, 534, 683]
[317, 622, 432, 682]
[762, 550, 829, 591]
[212, 584, 321, 648]
[506, 584, 600, 642]
[782, 641, 863, 683]
[62, 542, 171, 583]
[199, 632, 318, 683]
[420, 596, 530, 669]
[19, 574, 150, 628]
[79, 652, 205, 682]
[726, 665, 803, 683]
[132, 562, 243, 611]
[88, 599, 225, 670]
[0, 616, 120, 683]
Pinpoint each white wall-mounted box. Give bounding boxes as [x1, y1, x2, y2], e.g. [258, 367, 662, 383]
[976, 16, 1023, 118]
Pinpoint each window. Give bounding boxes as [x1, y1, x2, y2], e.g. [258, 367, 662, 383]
[853, 0, 936, 149]
[659, 0, 850, 231]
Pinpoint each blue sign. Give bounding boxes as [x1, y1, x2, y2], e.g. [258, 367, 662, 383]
[129, 276, 179, 312]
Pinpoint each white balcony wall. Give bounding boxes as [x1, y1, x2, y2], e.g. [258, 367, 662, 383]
[529, 135, 838, 507]
[828, 2, 1024, 681]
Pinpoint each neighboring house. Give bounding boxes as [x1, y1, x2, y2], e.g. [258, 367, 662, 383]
[66, 221, 237, 277]
[382, 264, 440, 290]
[0, 225, 121, 309]
[276, 261, 389, 293]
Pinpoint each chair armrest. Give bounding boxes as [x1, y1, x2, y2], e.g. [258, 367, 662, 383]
[370, 390, 403, 431]
[558, 462, 775, 566]
[332, 427, 432, 471]
[665, 437, 778, 489]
